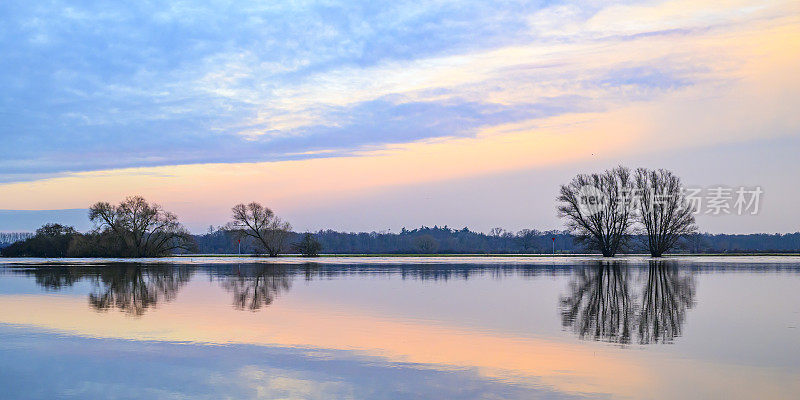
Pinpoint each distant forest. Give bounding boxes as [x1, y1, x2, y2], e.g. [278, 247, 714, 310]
[3, 226, 800, 255]
[190, 226, 800, 255]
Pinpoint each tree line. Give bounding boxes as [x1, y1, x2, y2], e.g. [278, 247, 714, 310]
[190, 228, 800, 255]
[0, 232, 33, 245]
[0, 167, 797, 257]
[4, 221, 798, 258]
[194, 225, 576, 255]
[0, 197, 321, 258]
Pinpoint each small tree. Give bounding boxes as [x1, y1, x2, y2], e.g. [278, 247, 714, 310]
[489, 227, 505, 237]
[228, 202, 292, 257]
[557, 166, 635, 257]
[414, 234, 439, 254]
[89, 196, 194, 257]
[516, 229, 541, 253]
[635, 168, 697, 257]
[293, 233, 322, 257]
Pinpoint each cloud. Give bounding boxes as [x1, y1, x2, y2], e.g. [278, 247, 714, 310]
[0, 0, 540, 179]
[0, 0, 793, 180]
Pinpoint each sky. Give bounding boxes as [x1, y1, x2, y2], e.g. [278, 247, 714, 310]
[0, 0, 799, 233]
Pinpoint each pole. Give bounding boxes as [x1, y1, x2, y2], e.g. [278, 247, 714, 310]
[552, 237, 555, 254]
[238, 239, 241, 255]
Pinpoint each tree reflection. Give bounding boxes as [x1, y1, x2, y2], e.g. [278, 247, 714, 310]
[560, 262, 633, 343]
[219, 265, 292, 311]
[637, 261, 695, 344]
[22, 264, 193, 316]
[88, 265, 193, 316]
[28, 266, 84, 290]
[560, 261, 695, 344]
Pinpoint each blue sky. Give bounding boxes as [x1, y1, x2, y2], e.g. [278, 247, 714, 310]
[2, 0, 554, 177]
[0, 0, 798, 232]
[0, 0, 706, 179]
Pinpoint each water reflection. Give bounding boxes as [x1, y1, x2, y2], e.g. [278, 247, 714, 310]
[560, 261, 695, 344]
[9, 263, 579, 315]
[26, 266, 84, 290]
[218, 265, 292, 311]
[10, 262, 699, 328]
[88, 265, 194, 316]
[17, 264, 193, 316]
[637, 262, 695, 344]
[560, 262, 634, 343]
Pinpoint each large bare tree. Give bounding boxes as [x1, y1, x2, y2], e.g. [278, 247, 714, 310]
[228, 202, 292, 257]
[557, 166, 636, 257]
[635, 168, 697, 257]
[89, 196, 194, 257]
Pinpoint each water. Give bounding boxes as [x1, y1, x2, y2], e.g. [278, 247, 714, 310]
[1, 257, 799, 399]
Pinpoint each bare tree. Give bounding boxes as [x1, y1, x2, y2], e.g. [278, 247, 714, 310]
[489, 227, 505, 237]
[557, 166, 635, 257]
[635, 168, 697, 257]
[516, 229, 541, 253]
[89, 196, 194, 257]
[228, 202, 292, 257]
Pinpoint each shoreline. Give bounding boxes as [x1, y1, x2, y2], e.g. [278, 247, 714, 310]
[2, 253, 800, 266]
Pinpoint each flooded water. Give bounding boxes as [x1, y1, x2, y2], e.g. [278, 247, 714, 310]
[1, 257, 799, 399]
